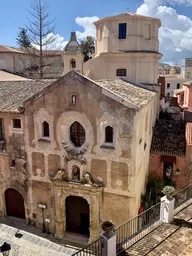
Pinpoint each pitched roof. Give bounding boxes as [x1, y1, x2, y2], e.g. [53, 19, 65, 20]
[0, 46, 24, 54]
[0, 71, 156, 113]
[0, 71, 29, 81]
[151, 120, 186, 157]
[96, 79, 156, 109]
[0, 80, 54, 113]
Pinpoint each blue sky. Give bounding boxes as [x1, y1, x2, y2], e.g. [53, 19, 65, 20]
[1, 0, 139, 46]
[1, 0, 192, 63]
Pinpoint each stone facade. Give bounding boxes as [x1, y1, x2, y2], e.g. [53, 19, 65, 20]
[0, 70, 158, 242]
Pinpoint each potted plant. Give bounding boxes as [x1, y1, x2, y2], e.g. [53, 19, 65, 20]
[162, 186, 175, 200]
[101, 220, 115, 239]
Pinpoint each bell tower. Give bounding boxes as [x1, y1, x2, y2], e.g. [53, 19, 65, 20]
[63, 32, 83, 75]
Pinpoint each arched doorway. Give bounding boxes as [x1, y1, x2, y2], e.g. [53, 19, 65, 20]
[66, 196, 90, 236]
[5, 189, 25, 219]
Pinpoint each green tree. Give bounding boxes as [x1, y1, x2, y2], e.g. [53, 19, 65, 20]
[16, 28, 31, 48]
[80, 36, 95, 62]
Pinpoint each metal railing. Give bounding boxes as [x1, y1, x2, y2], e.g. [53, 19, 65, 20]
[72, 238, 101, 256]
[173, 183, 192, 211]
[115, 202, 161, 255]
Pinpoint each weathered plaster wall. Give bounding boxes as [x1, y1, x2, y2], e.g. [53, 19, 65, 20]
[23, 73, 137, 234]
[0, 113, 29, 218]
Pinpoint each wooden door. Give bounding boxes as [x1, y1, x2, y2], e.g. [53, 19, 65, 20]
[66, 196, 89, 236]
[5, 189, 25, 219]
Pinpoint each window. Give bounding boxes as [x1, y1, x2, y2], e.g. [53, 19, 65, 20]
[144, 143, 147, 151]
[167, 83, 170, 89]
[105, 126, 113, 143]
[0, 119, 4, 141]
[70, 59, 76, 69]
[70, 121, 85, 147]
[177, 83, 180, 89]
[187, 72, 191, 78]
[11, 159, 16, 167]
[71, 95, 76, 104]
[119, 23, 127, 39]
[12, 119, 21, 129]
[117, 69, 126, 76]
[42, 121, 50, 137]
[145, 24, 151, 39]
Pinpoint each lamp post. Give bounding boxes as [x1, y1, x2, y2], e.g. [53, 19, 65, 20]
[0, 242, 11, 256]
[38, 204, 47, 233]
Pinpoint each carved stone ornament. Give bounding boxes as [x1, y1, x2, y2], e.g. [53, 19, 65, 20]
[62, 141, 87, 164]
[82, 170, 104, 187]
[50, 168, 68, 181]
[101, 220, 115, 239]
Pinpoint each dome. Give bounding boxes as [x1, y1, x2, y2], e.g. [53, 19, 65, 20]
[64, 32, 81, 52]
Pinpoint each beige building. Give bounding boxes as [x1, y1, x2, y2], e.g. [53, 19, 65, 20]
[0, 70, 158, 242]
[160, 74, 186, 97]
[0, 46, 63, 79]
[77, 12, 162, 85]
[184, 58, 192, 80]
[0, 12, 161, 243]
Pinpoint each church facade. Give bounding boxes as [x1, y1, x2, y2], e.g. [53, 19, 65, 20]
[0, 12, 162, 243]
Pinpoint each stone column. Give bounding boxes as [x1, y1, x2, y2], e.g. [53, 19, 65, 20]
[89, 194, 100, 243]
[54, 188, 65, 239]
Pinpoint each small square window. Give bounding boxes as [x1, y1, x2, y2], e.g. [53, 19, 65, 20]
[117, 69, 126, 76]
[71, 95, 76, 104]
[177, 83, 180, 89]
[13, 119, 21, 129]
[11, 159, 16, 167]
[167, 83, 170, 89]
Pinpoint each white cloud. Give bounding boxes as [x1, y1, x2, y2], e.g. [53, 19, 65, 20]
[32, 16, 99, 50]
[136, 0, 192, 63]
[75, 16, 99, 40]
[32, 33, 68, 50]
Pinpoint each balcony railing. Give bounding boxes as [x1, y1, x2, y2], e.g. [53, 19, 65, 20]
[173, 183, 192, 214]
[115, 202, 161, 255]
[72, 238, 101, 256]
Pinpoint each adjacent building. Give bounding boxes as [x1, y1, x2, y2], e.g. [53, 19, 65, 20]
[0, 46, 63, 79]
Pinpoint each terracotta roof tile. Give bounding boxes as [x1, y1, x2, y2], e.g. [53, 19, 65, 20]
[151, 120, 186, 156]
[0, 80, 54, 113]
[96, 79, 156, 109]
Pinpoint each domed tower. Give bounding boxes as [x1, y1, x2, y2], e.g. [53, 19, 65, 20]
[63, 32, 83, 75]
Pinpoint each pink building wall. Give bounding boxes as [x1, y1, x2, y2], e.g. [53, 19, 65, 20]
[150, 152, 190, 190]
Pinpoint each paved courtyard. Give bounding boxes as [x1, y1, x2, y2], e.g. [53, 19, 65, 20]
[0, 223, 77, 256]
[126, 204, 192, 256]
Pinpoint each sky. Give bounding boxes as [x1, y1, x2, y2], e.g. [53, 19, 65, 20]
[1, 0, 192, 63]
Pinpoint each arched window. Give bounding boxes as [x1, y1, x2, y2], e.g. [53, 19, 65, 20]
[42, 121, 50, 137]
[116, 69, 126, 76]
[105, 126, 113, 143]
[70, 121, 85, 147]
[70, 59, 76, 69]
